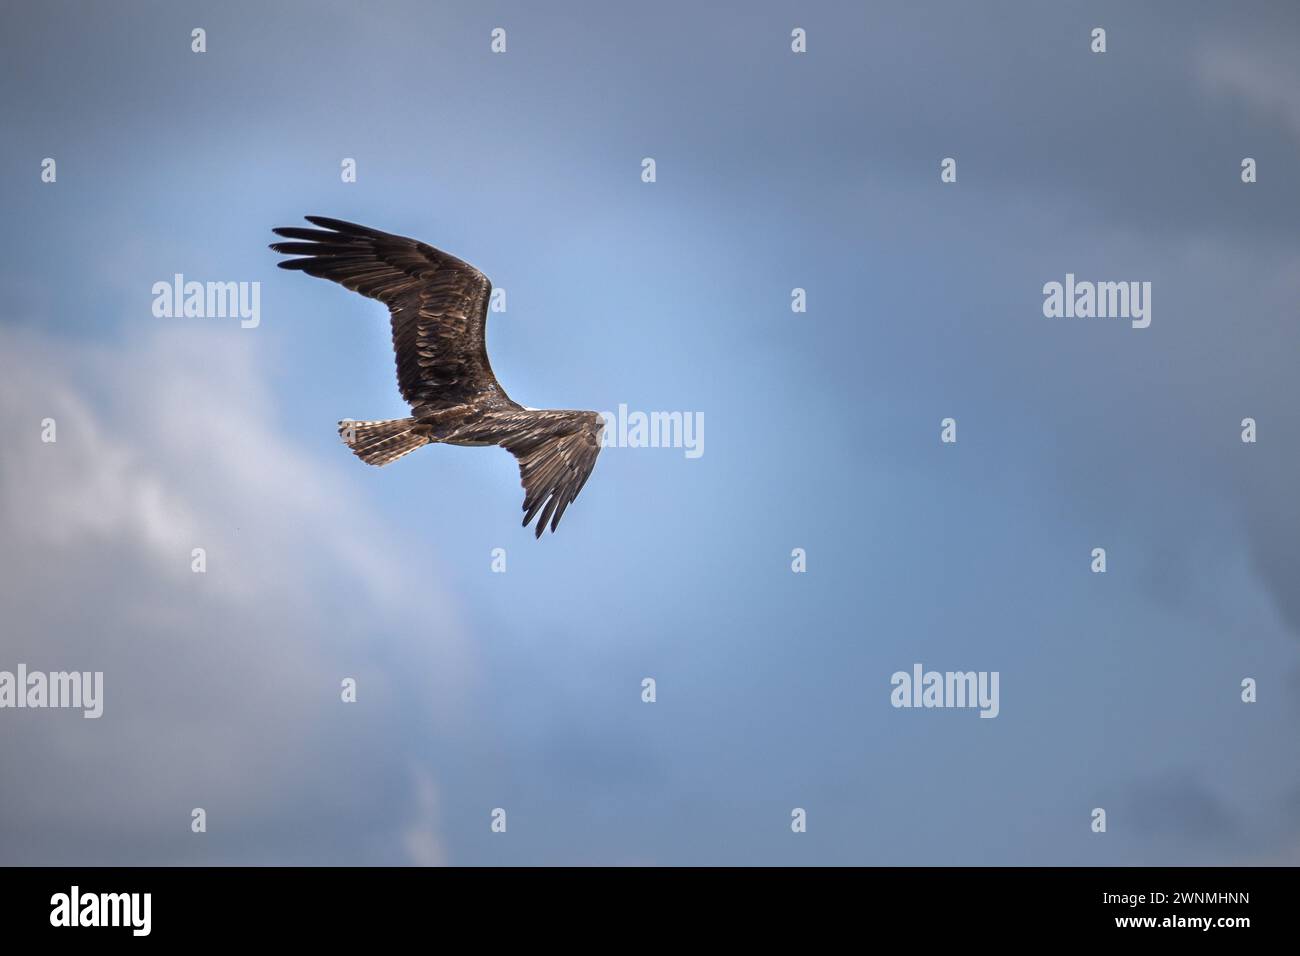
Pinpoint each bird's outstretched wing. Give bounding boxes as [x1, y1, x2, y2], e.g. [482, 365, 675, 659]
[494, 410, 605, 537]
[270, 216, 512, 411]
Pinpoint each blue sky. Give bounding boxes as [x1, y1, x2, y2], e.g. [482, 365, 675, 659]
[2, 0, 1299, 864]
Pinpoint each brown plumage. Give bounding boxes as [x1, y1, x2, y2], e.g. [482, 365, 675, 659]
[271, 216, 603, 537]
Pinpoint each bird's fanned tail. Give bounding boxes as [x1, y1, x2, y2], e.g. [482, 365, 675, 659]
[339, 417, 428, 466]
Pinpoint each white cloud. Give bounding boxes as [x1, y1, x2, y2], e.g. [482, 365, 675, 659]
[0, 323, 472, 863]
[400, 764, 447, 866]
[1199, 43, 1300, 142]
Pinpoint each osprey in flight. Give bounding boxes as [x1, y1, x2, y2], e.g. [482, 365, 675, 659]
[271, 216, 603, 537]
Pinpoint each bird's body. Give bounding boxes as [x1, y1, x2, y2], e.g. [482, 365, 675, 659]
[271, 216, 603, 537]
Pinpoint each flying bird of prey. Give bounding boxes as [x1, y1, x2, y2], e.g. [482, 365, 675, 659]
[270, 216, 603, 537]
